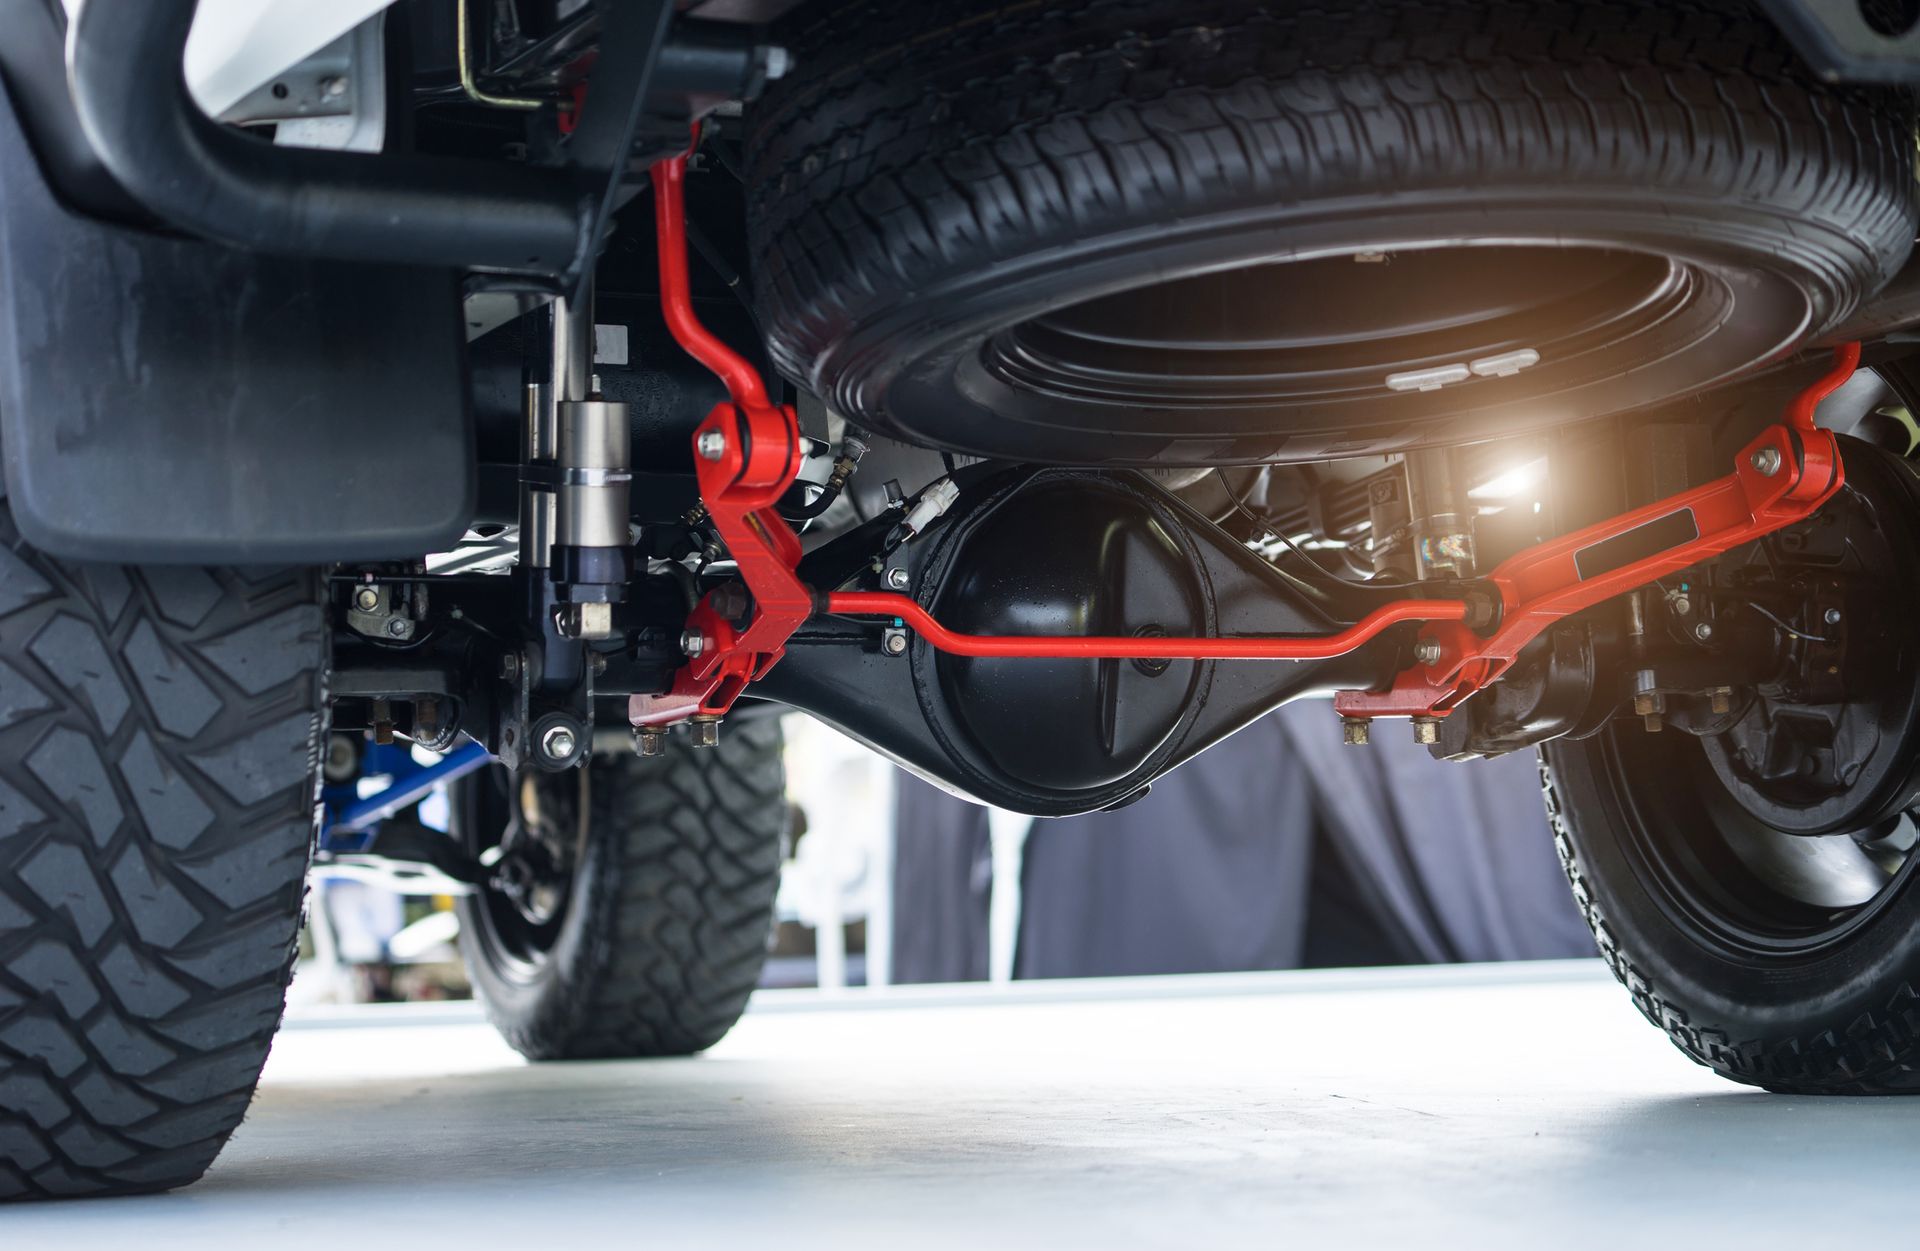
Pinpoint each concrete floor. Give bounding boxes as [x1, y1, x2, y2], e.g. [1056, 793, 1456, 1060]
[14, 959, 1920, 1249]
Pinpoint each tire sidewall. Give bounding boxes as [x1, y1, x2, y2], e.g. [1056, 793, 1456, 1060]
[1544, 736, 1920, 1087]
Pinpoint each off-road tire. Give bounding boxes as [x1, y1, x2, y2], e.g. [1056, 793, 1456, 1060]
[458, 718, 785, 1060]
[0, 508, 327, 1199]
[747, 0, 1916, 465]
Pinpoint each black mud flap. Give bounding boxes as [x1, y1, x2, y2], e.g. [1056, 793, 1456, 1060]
[0, 84, 474, 563]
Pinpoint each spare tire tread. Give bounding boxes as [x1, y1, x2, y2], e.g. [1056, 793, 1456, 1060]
[747, 0, 1914, 451]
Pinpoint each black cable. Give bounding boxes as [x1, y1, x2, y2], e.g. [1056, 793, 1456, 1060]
[1214, 469, 1422, 591]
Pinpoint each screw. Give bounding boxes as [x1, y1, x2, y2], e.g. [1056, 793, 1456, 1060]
[633, 726, 667, 757]
[1693, 621, 1714, 643]
[1414, 638, 1443, 667]
[886, 567, 911, 591]
[385, 617, 412, 639]
[681, 629, 706, 657]
[1341, 718, 1371, 747]
[1750, 446, 1783, 477]
[882, 629, 909, 656]
[1824, 607, 1843, 627]
[696, 430, 728, 461]
[1411, 716, 1440, 746]
[539, 723, 577, 762]
[353, 586, 381, 612]
[688, 715, 721, 748]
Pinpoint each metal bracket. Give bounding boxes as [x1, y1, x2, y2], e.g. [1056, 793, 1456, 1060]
[1332, 343, 1858, 723]
[629, 144, 813, 729]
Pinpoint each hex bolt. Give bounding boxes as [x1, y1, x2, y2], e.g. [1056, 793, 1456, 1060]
[353, 586, 381, 612]
[1341, 718, 1371, 747]
[882, 629, 909, 656]
[1749, 446, 1783, 477]
[696, 430, 728, 461]
[540, 724, 579, 763]
[1693, 621, 1714, 643]
[385, 617, 412, 639]
[632, 726, 667, 758]
[1413, 638, 1443, 667]
[1824, 607, 1844, 627]
[1410, 716, 1440, 746]
[681, 629, 706, 657]
[886, 567, 911, 591]
[688, 715, 721, 748]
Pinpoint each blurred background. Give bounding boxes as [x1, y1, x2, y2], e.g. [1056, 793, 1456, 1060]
[293, 708, 1594, 1006]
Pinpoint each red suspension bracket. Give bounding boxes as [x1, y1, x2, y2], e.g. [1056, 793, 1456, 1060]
[1333, 342, 1857, 722]
[636, 130, 1859, 733]
[629, 148, 814, 729]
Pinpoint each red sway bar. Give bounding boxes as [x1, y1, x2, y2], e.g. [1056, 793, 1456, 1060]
[640, 132, 1859, 733]
[823, 592, 1469, 661]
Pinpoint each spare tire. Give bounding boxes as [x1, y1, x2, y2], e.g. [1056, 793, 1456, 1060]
[746, 0, 1917, 466]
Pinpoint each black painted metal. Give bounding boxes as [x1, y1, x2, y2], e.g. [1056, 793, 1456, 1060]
[759, 469, 1406, 815]
[67, 0, 598, 277]
[1755, 0, 1920, 82]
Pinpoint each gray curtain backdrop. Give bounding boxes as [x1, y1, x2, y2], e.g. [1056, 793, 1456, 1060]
[892, 702, 1593, 983]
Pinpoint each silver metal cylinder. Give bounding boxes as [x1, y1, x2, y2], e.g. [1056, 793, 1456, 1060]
[520, 380, 557, 569]
[556, 398, 632, 551]
[551, 290, 594, 406]
[1404, 448, 1474, 579]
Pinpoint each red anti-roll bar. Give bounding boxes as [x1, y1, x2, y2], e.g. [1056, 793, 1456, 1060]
[643, 126, 1859, 731]
[824, 592, 1470, 661]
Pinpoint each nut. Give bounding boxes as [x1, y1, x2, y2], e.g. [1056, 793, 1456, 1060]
[680, 629, 706, 657]
[1341, 718, 1371, 747]
[539, 723, 578, 762]
[1413, 638, 1443, 667]
[1749, 446, 1783, 477]
[696, 430, 728, 461]
[500, 653, 522, 680]
[886, 567, 911, 591]
[1693, 621, 1714, 643]
[688, 715, 721, 748]
[632, 726, 667, 757]
[1411, 716, 1440, 746]
[1710, 687, 1732, 715]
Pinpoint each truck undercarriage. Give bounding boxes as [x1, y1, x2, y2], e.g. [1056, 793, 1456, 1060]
[8, 0, 1920, 1202]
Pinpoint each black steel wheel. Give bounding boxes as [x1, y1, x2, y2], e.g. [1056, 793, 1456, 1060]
[452, 719, 786, 1060]
[1543, 436, 1920, 1092]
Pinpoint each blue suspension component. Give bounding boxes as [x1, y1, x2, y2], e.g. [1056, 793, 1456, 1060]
[321, 740, 493, 852]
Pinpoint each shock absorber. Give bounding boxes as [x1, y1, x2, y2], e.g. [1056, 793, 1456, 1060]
[548, 284, 632, 639]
